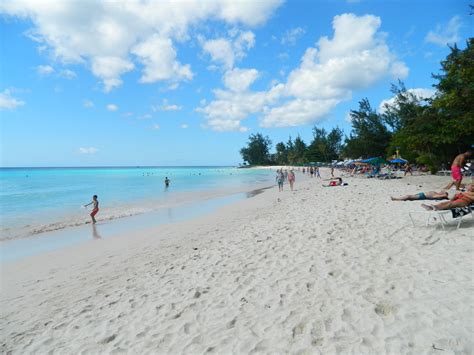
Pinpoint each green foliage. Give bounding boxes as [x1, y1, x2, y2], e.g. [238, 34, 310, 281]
[306, 126, 343, 162]
[343, 98, 391, 158]
[288, 135, 307, 164]
[239, 133, 272, 165]
[240, 41, 473, 171]
[387, 40, 474, 168]
[275, 142, 288, 164]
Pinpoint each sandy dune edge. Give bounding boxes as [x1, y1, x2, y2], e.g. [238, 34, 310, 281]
[1, 172, 472, 354]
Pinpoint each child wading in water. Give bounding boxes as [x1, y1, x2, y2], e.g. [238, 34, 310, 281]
[84, 195, 99, 224]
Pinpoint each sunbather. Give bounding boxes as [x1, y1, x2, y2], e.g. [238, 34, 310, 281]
[422, 184, 474, 211]
[391, 191, 448, 201]
[324, 177, 348, 187]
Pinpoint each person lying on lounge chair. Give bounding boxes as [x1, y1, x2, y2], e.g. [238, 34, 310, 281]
[421, 184, 474, 211]
[391, 191, 448, 201]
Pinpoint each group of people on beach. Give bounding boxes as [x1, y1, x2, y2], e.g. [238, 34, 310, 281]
[301, 166, 321, 178]
[391, 150, 473, 211]
[276, 169, 296, 192]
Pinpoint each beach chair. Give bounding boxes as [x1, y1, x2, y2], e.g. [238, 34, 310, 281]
[409, 203, 474, 231]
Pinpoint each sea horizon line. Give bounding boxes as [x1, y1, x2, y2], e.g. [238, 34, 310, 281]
[0, 165, 239, 170]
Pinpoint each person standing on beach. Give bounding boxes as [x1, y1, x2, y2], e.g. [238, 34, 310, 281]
[164, 177, 170, 188]
[444, 151, 472, 190]
[276, 170, 284, 192]
[84, 195, 99, 224]
[315, 166, 321, 179]
[288, 170, 296, 191]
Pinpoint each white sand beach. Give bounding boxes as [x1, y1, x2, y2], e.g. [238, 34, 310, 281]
[1, 170, 473, 354]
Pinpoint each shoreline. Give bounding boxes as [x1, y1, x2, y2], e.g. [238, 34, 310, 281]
[1, 170, 472, 353]
[1, 181, 278, 262]
[1, 167, 275, 242]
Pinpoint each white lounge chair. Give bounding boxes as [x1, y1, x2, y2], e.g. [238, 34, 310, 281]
[409, 203, 474, 231]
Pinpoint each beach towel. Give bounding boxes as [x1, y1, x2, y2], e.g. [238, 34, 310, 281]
[451, 204, 474, 218]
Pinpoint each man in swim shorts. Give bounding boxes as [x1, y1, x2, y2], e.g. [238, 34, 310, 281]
[422, 184, 474, 211]
[444, 151, 472, 190]
[391, 191, 448, 201]
[84, 195, 99, 224]
[276, 169, 284, 192]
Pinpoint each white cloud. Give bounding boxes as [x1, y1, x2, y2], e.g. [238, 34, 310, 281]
[152, 124, 160, 130]
[181, 123, 189, 129]
[378, 88, 436, 113]
[261, 98, 338, 127]
[162, 104, 182, 111]
[285, 14, 408, 100]
[83, 99, 94, 108]
[196, 83, 284, 131]
[425, 16, 461, 47]
[59, 69, 77, 79]
[234, 30, 256, 59]
[106, 104, 118, 111]
[201, 30, 255, 70]
[78, 147, 98, 154]
[0, 1, 282, 91]
[0, 89, 25, 110]
[198, 13, 408, 130]
[281, 27, 305, 45]
[154, 99, 182, 111]
[92, 56, 134, 92]
[140, 113, 152, 120]
[223, 68, 259, 92]
[132, 35, 193, 83]
[37, 65, 54, 75]
[202, 38, 236, 69]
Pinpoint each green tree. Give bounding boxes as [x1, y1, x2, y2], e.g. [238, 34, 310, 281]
[343, 98, 391, 158]
[386, 40, 474, 172]
[240, 133, 272, 165]
[288, 135, 307, 164]
[327, 127, 344, 161]
[306, 126, 343, 162]
[275, 142, 288, 164]
[306, 127, 328, 162]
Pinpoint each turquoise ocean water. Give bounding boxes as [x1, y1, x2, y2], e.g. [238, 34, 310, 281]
[0, 167, 274, 241]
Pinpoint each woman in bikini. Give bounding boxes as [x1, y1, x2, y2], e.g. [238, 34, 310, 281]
[422, 184, 474, 211]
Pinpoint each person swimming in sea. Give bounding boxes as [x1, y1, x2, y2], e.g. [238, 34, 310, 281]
[164, 177, 170, 188]
[84, 195, 99, 224]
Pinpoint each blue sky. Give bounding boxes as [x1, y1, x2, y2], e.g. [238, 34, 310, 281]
[0, 0, 471, 167]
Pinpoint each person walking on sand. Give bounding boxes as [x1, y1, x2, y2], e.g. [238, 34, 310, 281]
[444, 150, 472, 190]
[276, 170, 284, 192]
[315, 166, 321, 179]
[404, 164, 413, 176]
[288, 169, 296, 191]
[84, 195, 99, 224]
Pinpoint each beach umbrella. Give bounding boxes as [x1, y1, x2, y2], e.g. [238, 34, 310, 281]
[389, 158, 408, 164]
[360, 157, 388, 165]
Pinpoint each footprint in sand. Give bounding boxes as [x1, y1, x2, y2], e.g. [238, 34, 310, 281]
[374, 302, 396, 316]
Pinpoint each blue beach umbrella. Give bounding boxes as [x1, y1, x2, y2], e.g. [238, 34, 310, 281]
[361, 157, 388, 165]
[389, 158, 408, 164]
